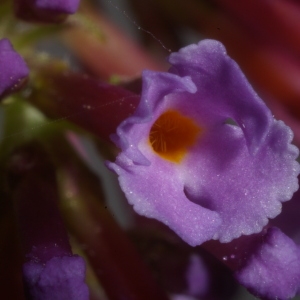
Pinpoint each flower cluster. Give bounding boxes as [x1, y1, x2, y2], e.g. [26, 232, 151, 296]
[1, 1, 300, 300]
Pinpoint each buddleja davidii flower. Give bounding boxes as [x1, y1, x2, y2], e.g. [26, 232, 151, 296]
[108, 40, 299, 247]
[0, 39, 29, 99]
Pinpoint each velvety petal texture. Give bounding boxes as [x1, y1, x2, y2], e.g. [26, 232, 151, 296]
[235, 227, 300, 300]
[0, 39, 29, 98]
[23, 255, 89, 300]
[108, 40, 299, 246]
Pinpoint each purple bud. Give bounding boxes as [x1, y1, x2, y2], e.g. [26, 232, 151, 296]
[23, 256, 88, 300]
[236, 227, 300, 300]
[0, 39, 29, 99]
[14, 0, 80, 22]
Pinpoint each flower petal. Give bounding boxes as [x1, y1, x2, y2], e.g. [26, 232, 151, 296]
[32, 0, 79, 13]
[14, 0, 80, 22]
[108, 70, 222, 245]
[23, 256, 89, 300]
[169, 39, 273, 154]
[109, 40, 299, 246]
[0, 39, 29, 98]
[235, 227, 300, 300]
[108, 154, 221, 246]
[183, 119, 299, 242]
[111, 71, 197, 166]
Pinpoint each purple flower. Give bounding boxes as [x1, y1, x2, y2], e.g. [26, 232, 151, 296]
[235, 227, 300, 299]
[23, 256, 88, 300]
[108, 40, 299, 246]
[184, 254, 209, 297]
[27, 0, 79, 14]
[14, 0, 80, 22]
[0, 39, 29, 99]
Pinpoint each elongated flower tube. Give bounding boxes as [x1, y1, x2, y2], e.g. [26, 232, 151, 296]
[7, 143, 89, 300]
[29, 68, 140, 143]
[108, 40, 300, 246]
[0, 39, 29, 99]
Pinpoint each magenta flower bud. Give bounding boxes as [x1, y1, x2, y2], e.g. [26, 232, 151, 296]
[14, 0, 80, 22]
[0, 39, 29, 99]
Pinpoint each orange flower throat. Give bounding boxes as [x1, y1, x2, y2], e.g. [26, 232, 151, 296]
[149, 110, 202, 162]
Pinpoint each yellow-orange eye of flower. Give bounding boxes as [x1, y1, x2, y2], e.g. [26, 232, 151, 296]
[149, 110, 202, 162]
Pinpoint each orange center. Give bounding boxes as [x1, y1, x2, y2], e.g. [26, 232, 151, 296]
[149, 110, 202, 162]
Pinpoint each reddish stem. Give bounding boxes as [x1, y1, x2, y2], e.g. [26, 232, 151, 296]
[8, 143, 72, 263]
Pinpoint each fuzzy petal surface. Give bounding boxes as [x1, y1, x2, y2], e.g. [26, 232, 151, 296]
[0, 39, 29, 98]
[109, 40, 299, 246]
[23, 255, 89, 300]
[235, 227, 300, 300]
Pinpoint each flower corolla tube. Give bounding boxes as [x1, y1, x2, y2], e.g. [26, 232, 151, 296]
[108, 40, 300, 246]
